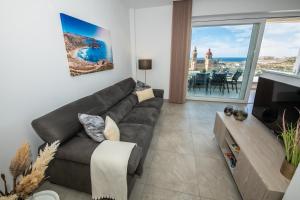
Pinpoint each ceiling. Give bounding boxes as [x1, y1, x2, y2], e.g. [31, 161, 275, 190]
[125, 0, 173, 8]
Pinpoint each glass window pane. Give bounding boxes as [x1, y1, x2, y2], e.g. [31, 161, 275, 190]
[256, 18, 300, 76]
[188, 24, 254, 100]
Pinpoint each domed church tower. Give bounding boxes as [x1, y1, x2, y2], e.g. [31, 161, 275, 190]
[205, 48, 213, 71]
[190, 46, 198, 70]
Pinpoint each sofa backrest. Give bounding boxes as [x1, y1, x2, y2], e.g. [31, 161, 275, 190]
[32, 78, 136, 144]
[93, 78, 136, 110]
[105, 94, 138, 124]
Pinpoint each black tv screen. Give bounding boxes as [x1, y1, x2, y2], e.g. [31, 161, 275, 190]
[252, 77, 300, 135]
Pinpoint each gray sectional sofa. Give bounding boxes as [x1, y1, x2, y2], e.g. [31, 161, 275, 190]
[32, 78, 164, 195]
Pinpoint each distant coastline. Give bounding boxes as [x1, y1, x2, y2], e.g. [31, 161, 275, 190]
[196, 57, 247, 63]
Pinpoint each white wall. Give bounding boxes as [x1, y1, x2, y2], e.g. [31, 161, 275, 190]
[0, 0, 131, 190]
[192, 0, 300, 16]
[132, 5, 173, 98]
[127, 0, 172, 9]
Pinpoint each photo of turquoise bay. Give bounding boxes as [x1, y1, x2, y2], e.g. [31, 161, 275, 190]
[60, 13, 113, 76]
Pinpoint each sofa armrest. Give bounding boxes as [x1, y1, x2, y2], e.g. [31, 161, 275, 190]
[128, 145, 143, 175]
[153, 89, 164, 98]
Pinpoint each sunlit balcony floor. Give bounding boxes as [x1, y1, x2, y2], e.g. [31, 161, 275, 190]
[187, 87, 240, 99]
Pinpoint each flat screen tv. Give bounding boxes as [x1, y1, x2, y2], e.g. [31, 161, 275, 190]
[252, 77, 300, 136]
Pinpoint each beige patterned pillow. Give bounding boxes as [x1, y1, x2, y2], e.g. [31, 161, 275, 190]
[103, 116, 120, 141]
[136, 88, 155, 103]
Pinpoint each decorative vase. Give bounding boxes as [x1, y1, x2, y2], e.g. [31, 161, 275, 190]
[224, 105, 234, 116]
[27, 190, 60, 200]
[280, 159, 296, 180]
[233, 109, 248, 121]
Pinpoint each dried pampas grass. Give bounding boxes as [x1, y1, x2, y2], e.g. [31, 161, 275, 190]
[15, 141, 59, 199]
[9, 143, 31, 191]
[32, 141, 59, 172]
[0, 194, 17, 200]
[15, 169, 44, 198]
[0, 141, 59, 199]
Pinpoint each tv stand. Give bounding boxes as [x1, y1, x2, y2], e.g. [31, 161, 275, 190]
[214, 112, 289, 200]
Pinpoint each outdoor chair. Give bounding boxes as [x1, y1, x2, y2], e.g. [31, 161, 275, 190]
[194, 73, 210, 93]
[230, 71, 243, 93]
[209, 73, 229, 94]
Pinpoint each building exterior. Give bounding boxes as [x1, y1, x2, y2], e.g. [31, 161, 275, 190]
[189, 47, 215, 72]
[205, 48, 213, 71]
[190, 46, 198, 70]
[293, 48, 300, 75]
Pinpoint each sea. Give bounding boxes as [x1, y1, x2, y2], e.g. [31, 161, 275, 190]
[197, 57, 247, 62]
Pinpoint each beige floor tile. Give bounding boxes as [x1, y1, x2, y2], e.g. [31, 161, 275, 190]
[189, 119, 214, 135]
[136, 167, 150, 184]
[151, 131, 194, 155]
[130, 183, 145, 200]
[146, 150, 199, 196]
[200, 197, 215, 200]
[156, 118, 191, 133]
[198, 185, 216, 199]
[142, 184, 200, 200]
[192, 134, 222, 159]
[196, 156, 228, 179]
[195, 155, 241, 200]
[143, 149, 155, 167]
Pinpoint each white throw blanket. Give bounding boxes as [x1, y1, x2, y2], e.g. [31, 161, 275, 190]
[91, 140, 136, 200]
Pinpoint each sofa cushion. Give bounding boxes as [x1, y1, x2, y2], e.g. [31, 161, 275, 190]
[119, 123, 153, 150]
[121, 107, 159, 126]
[135, 97, 163, 110]
[32, 95, 106, 143]
[55, 136, 142, 175]
[56, 137, 99, 165]
[136, 88, 155, 103]
[103, 116, 120, 141]
[115, 78, 136, 97]
[94, 78, 136, 110]
[78, 113, 105, 143]
[105, 95, 137, 124]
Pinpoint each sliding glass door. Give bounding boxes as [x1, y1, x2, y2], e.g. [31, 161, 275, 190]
[187, 21, 264, 103]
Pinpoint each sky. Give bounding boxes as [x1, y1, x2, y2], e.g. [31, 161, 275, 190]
[60, 13, 99, 38]
[60, 13, 113, 58]
[260, 21, 300, 58]
[60, 13, 112, 44]
[191, 21, 300, 58]
[191, 24, 252, 58]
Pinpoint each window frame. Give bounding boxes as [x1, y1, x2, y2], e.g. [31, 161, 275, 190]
[187, 18, 266, 103]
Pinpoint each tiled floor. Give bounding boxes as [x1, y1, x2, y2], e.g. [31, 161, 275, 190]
[39, 101, 246, 200]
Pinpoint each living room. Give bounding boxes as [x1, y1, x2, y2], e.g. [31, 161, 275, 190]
[0, 0, 300, 200]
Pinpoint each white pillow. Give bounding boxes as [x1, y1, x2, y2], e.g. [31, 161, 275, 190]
[103, 116, 120, 141]
[136, 88, 155, 103]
